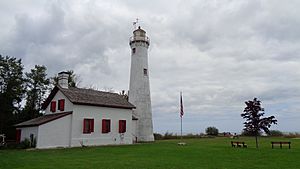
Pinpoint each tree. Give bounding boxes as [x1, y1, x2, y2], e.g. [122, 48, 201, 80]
[0, 55, 25, 138]
[119, 90, 128, 101]
[241, 98, 277, 148]
[21, 65, 50, 120]
[205, 126, 219, 136]
[51, 70, 79, 87]
[267, 130, 283, 137]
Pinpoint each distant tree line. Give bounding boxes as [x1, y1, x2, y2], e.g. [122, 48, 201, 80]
[153, 126, 221, 140]
[0, 55, 77, 139]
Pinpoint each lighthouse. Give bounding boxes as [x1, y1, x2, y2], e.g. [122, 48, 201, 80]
[129, 26, 154, 142]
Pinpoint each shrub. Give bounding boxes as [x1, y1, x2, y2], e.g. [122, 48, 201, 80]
[153, 133, 163, 140]
[241, 130, 262, 136]
[20, 138, 31, 149]
[163, 132, 178, 139]
[205, 127, 219, 136]
[268, 130, 283, 136]
[19, 137, 36, 149]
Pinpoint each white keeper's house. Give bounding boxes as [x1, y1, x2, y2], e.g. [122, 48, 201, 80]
[15, 71, 136, 148]
[15, 26, 154, 148]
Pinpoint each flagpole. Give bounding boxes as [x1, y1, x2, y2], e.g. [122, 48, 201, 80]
[180, 91, 183, 141]
[178, 91, 185, 145]
[181, 115, 182, 141]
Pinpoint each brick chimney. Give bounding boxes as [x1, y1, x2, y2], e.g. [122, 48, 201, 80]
[58, 71, 69, 89]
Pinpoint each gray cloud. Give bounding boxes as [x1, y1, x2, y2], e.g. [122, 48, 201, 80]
[1, 0, 300, 133]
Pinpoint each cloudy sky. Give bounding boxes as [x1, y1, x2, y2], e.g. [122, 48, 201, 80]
[1, 0, 300, 134]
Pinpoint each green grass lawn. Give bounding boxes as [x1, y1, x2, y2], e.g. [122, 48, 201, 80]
[1, 137, 299, 169]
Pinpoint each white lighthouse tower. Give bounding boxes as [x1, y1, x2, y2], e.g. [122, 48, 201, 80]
[129, 26, 154, 142]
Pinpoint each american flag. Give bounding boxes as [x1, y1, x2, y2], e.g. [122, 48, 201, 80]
[180, 92, 184, 118]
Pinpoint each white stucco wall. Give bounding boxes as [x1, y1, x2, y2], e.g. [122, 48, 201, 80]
[71, 105, 133, 147]
[132, 120, 137, 143]
[37, 114, 72, 149]
[44, 90, 73, 115]
[18, 126, 38, 142]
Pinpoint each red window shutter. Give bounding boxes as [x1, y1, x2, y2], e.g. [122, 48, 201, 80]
[16, 129, 21, 143]
[123, 120, 126, 133]
[50, 101, 56, 112]
[59, 99, 65, 111]
[91, 119, 94, 132]
[119, 120, 126, 133]
[83, 119, 87, 133]
[119, 120, 122, 133]
[102, 119, 106, 133]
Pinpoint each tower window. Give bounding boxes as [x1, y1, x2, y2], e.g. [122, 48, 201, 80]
[143, 68, 148, 76]
[132, 48, 136, 54]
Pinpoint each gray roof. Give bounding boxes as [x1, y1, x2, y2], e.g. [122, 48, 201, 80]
[42, 86, 135, 110]
[15, 112, 72, 127]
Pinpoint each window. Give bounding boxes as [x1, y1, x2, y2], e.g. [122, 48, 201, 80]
[119, 120, 126, 133]
[132, 48, 136, 54]
[50, 101, 56, 112]
[143, 68, 148, 76]
[58, 99, 65, 111]
[83, 119, 94, 134]
[102, 119, 111, 133]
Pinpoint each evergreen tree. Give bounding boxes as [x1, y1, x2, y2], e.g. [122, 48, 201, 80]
[241, 98, 277, 148]
[0, 55, 25, 138]
[22, 65, 50, 120]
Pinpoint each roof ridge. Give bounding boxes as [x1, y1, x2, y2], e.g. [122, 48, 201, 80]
[42, 86, 135, 110]
[67, 86, 120, 95]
